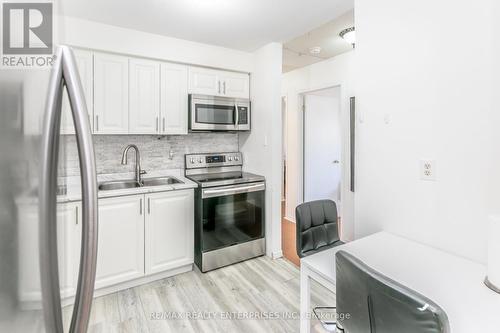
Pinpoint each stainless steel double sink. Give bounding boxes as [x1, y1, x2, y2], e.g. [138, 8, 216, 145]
[98, 176, 183, 191]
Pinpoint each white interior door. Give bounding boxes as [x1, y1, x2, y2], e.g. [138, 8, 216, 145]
[304, 89, 341, 204]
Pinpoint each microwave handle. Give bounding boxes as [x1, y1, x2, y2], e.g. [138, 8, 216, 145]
[234, 102, 239, 128]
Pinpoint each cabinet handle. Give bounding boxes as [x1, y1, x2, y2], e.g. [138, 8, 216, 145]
[156, 117, 159, 132]
[75, 206, 78, 225]
[162, 117, 165, 133]
[148, 198, 151, 214]
[140, 198, 142, 215]
[223, 81, 226, 95]
[218, 81, 221, 94]
[95, 115, 99, 132]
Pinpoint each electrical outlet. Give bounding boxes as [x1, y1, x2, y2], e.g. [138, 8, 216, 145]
[420, 160, 436, 181]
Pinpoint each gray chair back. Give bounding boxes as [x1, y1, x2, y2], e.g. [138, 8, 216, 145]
[335, 250, 450, 333]
[295, 200, 343, 258]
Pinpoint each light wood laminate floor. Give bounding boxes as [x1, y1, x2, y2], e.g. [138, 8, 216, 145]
[62, 256, 336, 333]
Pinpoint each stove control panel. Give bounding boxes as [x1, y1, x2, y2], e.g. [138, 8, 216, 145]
[185, 152, 243, 169]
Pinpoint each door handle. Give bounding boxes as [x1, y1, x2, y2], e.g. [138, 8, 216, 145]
[162, 117, 166, 133]
[40, 46, 98, 333]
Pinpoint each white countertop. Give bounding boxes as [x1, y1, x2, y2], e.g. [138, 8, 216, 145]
[301, 231, 500, 333]
[16, 169, 198, 205]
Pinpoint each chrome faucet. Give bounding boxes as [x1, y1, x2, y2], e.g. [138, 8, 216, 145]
[121, 144, 146, 185]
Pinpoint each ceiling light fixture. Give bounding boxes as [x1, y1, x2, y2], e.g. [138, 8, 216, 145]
[339, 27, 356, 47]
[309, 46, 322, 55]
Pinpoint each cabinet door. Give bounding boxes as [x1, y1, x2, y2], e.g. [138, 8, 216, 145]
[58, 202, 82, 298]
[129, 58, 160, 134]
[145, 190, 194, 275]
[95, 195, 144, 288]
[161, 63, 188, 134]
[17, 202, 81, 303]
[94, 53, 129, 134]
[188, 66, 220, 96]
[61, 49, 93, 135]
[219, 71, 250, 99]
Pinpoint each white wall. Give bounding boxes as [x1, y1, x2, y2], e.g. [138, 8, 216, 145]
[282, 51, 356, 241]
[239, 43, 283, 258]
[58, 16, 254, 72]
[491, 1, 500, 216]
[355, 0, 495, 263]
[304, 92, 342, 203]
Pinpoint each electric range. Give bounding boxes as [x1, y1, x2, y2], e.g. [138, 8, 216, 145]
[185, 152, 265, 272]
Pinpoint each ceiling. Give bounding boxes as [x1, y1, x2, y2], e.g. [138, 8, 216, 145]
[283, 9, 354, 73]
[59, 0, 354, 52]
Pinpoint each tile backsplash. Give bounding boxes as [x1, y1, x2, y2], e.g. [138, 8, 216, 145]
[59, 133, 238, 177]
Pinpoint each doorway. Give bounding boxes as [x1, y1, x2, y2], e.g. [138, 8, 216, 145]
[303, 86, 342, 211]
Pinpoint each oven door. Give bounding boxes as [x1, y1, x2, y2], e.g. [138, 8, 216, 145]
[201, 182, 265, 252]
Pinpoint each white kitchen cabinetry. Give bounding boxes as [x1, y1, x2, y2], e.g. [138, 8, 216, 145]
[129, 58, 160, 134]
[145, 190, 194, 275]
[160, 63, 188, 134]
[17, 202, 81, 303]
[95, 195, 144, 289]
[93, 53, 129, 134]
[188, 66, 249, 99]
[188, 67, 220, 96]
[218, 71, 250, 99]
[61, 49, 93, 135]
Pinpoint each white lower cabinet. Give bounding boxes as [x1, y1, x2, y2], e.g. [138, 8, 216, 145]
[18, 189, 194, 306]
[95, 195, 145, 289]
[145, 189, 194, 275]
[17, 201, 81, 304]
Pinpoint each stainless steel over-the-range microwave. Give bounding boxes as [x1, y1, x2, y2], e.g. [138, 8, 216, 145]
[189, 94, 251, 132]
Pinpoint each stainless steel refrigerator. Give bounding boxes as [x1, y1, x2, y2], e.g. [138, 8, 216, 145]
[0, 46, 98, 333]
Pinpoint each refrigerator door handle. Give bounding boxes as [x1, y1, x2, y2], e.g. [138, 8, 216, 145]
[40, 45, 98, 333]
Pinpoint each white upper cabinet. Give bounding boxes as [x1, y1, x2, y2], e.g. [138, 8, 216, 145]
[129, 58, 160, 134]
[188, 66, 250, 99]
[93, 53, 129, 134]
[145, 190, 194, 275]
[61, 49, 93, 135]
[95, 195, 145, 289]
[188, 67, 220, 96]
[219, 71, 250, 99]
[161, 63, 188, 134]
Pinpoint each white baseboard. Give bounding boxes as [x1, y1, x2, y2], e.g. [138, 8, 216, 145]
[271, 250, 283, 259]
[19, 263, 194, 310]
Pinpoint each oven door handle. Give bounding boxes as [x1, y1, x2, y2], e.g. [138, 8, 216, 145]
[202, 182, 265, 198]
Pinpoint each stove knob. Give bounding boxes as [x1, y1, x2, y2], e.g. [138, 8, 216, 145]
[228, 156, 233, 161]
[198, 158, 203, 163]
[235, 156, 240, 161]
[190, 158, 195, 164]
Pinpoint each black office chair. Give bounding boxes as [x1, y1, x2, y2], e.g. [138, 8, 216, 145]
[335, 250, 450, 333]
[296, 200, 344, 331]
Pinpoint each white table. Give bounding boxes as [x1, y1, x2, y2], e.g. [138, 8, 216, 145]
[300, 231, 500, 333]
